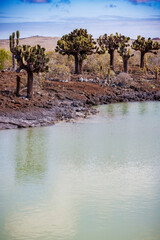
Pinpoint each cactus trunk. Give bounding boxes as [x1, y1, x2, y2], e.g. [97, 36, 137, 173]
[27, 71, 33, 99]
[16, 75, 21, 97]
[79, 58, 83, 74]
[75, 55, 80, 74]
[140, 52, 145, 69]
[12, 52, 16, 71]
[110, 50, 114, 71]
[123, 59, 128, 73]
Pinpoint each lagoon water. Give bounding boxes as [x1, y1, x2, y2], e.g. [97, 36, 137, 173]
[0, 102, 160, 240]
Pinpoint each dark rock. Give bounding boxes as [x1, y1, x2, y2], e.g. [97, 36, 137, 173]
[154, 91, 160, 100]
[86, 99, 96, 105]
[26, 116, 37, 120]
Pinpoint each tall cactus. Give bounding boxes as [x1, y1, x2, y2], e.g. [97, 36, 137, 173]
[9, 32, 49, 98]
[98, 33, 130, 71]
[9, 31, 19, 70]
[131, 36, 160, 68]
[118, 43, 134, 73]
[56, 28, 96, 74]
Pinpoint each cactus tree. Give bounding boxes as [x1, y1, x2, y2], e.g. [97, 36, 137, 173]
[131, 36, 160, 68]
[98, 33, 130, 71]
[10, 32, 49, 98]
[118, 43, 134, 73]
[55, 28, 96, 74]
[9, 31, 19, 70]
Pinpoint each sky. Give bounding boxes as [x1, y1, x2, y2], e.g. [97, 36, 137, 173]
[0, 0, 160, 39]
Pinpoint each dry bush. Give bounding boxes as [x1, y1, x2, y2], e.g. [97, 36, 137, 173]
[47, 51, 74, 73]
[117, 72, 133, 81]
[110, 70, 116, 77]
[129, 51, 140, 66]
[83, 51, 124, 76]
[46, 51, 73, 81]
[128, 49, 160, 74]
[83, 53, 110, 77]
[114, 51, 123, 72]
[48, 64, 71, 81]
[46, 49, 160, 80]
[113, 72, 134, 87]
[147, 52, 160, 72]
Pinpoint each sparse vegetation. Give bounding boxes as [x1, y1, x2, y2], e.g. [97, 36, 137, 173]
[83, 53, 110, 78]
[0, 30, 159, 103]
[0, 31, 159, 82]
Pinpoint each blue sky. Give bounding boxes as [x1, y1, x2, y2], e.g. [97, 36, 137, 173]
[0, 0, 160, 39]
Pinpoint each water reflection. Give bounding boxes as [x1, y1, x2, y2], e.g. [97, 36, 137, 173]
[15, 129, 47, 184]
[107, 102, 129, 115]
[138, 102, 148, 115]
[97, 101, 160, 119]
[121, 102, 129, 115]
[107, 104, 114, 115]
[3, 156, 160, 240]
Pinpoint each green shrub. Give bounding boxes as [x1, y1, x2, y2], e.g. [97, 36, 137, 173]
[0, 48, 11, 70]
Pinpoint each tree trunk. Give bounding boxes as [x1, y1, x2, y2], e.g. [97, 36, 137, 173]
[27, 71, 33, 99]
[140, 52, 145, 68]
[79, 58, 83, 74]
[75, 55, 79, 74]
[16, 75, 21, 97]
[123, 59, 128, 73]
[110, 50, 114, 71]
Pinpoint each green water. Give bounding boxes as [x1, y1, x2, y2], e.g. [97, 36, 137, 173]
[0, 102, 160, 240]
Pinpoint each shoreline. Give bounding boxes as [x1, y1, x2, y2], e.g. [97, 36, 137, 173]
[0, 101, 97, 130]
[0, 95, 159, 130]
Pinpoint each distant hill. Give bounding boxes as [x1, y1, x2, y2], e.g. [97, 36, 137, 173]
[0, 36, 60, 51]
[1, 35, 159, 52]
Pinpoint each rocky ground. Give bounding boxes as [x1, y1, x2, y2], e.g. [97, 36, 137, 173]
[0, 70, 160, 130]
